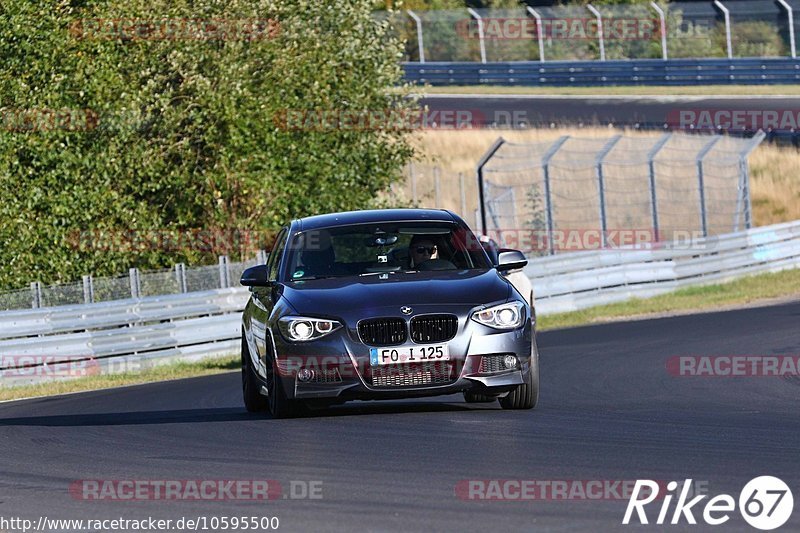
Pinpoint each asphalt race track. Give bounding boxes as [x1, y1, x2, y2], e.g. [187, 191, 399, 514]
[2, 300, 799, 532]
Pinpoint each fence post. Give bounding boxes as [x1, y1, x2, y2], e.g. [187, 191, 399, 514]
[129, 268, 141, 299]
[175, 263, 187, 293]
[777, 0, 796, 58]
[541, 136, 570, 255]
[714, 0, 733, 59]
[410, 163, 418, 205]
[434, 167, 441, 207]
[595, 135, 622, 248]
[82, 274, 94, 304]
[30, 281, 42, 309]
[526, 6, 545, 62]
[476, 137, 506, 235]
[257, 249, 268, 265]
[650, 2, 668, 60]
[647, 133, 672, 241]
[696, 136, 722, 237]
[587, 4, 606, 61]
[218, 256, 231, 289]
[407, 10, 425, 63]
[467, 8, 487, 63]
[459, 172, 467, 217]
[736, 131, 766, 230]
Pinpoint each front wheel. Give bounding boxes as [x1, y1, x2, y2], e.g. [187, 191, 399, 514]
[500, 341, 540, 410]
[242, 334, 268, 413]
[265, 353, 303, 419]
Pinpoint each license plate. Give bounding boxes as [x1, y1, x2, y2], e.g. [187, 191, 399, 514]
[370, 345, 450, 365]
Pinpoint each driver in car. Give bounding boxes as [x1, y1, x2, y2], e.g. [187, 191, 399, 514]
[409, 235, 439, 269]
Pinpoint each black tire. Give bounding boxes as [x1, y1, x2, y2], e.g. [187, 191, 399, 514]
[463, 391, 497, 403]
[500, 339, 540, 410]
[242, 334, 268, 413]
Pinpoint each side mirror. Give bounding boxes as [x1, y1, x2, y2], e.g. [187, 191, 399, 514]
[240, 264, 271, 287]
[496, 249, 527, 271]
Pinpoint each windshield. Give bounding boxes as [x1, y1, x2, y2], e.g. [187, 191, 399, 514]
[283, 222, 491, 281]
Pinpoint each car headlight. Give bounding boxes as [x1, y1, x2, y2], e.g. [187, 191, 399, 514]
[278, 317, 342, 342]
[471, 301, 525, 330]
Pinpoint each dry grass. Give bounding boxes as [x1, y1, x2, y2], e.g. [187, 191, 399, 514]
[402, 128, 800, 228]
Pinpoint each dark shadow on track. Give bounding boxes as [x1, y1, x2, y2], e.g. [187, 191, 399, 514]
[0, 400, 495, 426]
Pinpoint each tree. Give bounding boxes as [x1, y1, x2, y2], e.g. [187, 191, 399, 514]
[0, 0, 415, 289]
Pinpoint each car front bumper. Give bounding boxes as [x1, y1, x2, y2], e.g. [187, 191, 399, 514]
[270, 316, 533, 401]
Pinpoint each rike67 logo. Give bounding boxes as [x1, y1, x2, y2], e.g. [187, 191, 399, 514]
[623, 477, 794, 530]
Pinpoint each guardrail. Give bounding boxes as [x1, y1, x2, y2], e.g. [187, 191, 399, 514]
[0, 287, 249, 387]
[2, 220, 799, 387]
[526, 219, 800, 315]
[403, 58, 800, 86]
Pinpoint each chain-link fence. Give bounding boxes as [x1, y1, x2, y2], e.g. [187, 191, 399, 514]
[475, 132, 764, 255]
[388, 1, 797, 62]
[0, 253, 264, 312]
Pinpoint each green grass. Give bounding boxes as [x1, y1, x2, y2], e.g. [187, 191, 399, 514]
[3, 267, 800, 402]
[419, 85, 800, 96]
[538, 267, 800, 331]
[0, 355, 239, 402]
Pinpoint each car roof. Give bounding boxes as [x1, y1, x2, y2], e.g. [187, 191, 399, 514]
[293, 209, 459, 232]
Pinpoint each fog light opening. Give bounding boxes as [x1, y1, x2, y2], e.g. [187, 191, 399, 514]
[503, 355, 518, 369]
[297, 368, 314, 382]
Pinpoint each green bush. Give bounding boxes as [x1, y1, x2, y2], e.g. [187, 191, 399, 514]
[0, 0, 415, 290]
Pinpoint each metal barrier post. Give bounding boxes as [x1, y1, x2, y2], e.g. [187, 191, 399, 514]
[596, 135, 622, 247]
[541, 136, 570, 255]
[30, 281, 42, 309]
[650, 2, 668, 60]
[467, 8, 487, 63]
[587, 4, 606, 61]
[129, 268, 141, 299]
[218, 256, 231, 289]
[714, 0, 733, 59]
[777, 0, 796, 58]
[175, 263, 187, 293]
[526, 6, 545, 62]
[696, 136, 723, 237]
[476, 137, 506, 235]
[257, 250, 268, 265]
[407, 10, 425, 63]
[647, 133, 672, 240]
[82, 275, 94, 304]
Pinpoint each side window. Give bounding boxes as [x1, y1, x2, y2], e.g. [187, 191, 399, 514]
[266, 228, 288, 282]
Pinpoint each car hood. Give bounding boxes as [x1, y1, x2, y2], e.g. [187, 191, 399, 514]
[280, 269, 511, 316]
